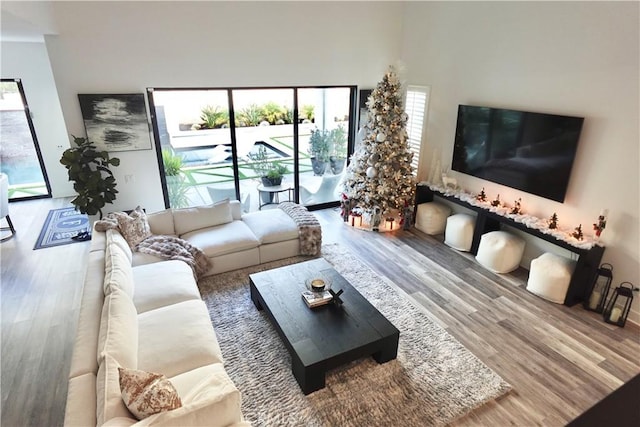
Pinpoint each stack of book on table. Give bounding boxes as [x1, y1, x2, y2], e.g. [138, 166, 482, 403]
[302, 291, 332, 308]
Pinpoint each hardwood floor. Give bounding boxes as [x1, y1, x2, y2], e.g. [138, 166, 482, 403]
[1, 198, 638, 426]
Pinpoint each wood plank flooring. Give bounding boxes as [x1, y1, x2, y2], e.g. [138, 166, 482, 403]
[1, 199, 638, 426]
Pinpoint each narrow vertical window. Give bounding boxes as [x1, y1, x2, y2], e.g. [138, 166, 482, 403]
[405, 85, 430, 176]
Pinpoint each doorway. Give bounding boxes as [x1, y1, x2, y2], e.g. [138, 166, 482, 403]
[147, 86, 356, 211]
[0, 79, 52, 201]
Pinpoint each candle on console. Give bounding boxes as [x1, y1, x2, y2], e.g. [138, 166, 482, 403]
[588, 291, 601, 310]
[609, 307, 622, 323]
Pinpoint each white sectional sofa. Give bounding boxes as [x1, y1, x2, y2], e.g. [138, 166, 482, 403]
[65, 200, 320, 426]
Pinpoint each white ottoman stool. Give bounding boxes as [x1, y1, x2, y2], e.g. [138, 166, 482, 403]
[415, 202, 451, 235]
[475, 231, 525, 273]
[444, 213, 475, 251]
[526, 253, 576, 304]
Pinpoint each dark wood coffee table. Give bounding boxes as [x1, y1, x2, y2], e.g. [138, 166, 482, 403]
[249, 258, 399, 394]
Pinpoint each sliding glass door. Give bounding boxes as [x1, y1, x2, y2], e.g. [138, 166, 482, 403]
[148, 86, 356, 211]
[0, 79, 51, 200]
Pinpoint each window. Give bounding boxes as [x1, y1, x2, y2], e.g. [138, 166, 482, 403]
[147, 86, 356, 211]
[404, 85, 431, 177]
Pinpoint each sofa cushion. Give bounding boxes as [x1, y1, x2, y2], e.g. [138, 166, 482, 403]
[132, 251, 164, 267]
[97, 354, 135, 426]
[106, 229, 133, 264]
[64, 373, 97, 427]
[97, 288, 139, 368]
[68, 250, 105, 379]
[137, 300, 223, 378]
[229, 200, 242, 221]
[242, 209, 299, 244]
[119, 367, 182, 420]
[147, 209, 175, 236]
[181, 221, 260, 258]
[132, 260, 201, 314]
[173, 199, 232, 236]
[138, 364, 242, 426]
[104, 240, 135, 298]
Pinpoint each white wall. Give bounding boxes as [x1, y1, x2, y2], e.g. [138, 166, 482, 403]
[44, 1, 403, 213]
[0, 41, 73, 197]
[401, 2, 640, 323]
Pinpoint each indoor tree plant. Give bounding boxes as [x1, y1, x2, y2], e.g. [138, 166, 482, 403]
[60, 135, 120, 219]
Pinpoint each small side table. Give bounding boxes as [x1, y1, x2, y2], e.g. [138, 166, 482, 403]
[257, 184, 293, 210]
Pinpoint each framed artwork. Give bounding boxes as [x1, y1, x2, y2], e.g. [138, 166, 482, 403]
[78, 93, 151, 152]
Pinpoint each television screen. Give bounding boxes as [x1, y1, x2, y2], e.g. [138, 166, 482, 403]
[451, 105, 584, 202]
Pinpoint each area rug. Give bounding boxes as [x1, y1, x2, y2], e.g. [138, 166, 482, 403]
[198, 243, 511, 426]
[34, 207, 89, 250]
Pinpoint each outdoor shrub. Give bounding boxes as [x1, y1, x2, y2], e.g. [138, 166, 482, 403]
[199, 105, 229, 129]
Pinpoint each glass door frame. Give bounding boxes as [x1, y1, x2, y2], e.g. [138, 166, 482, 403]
[0, 78, 52, 201]
[147, 85, 357, 210]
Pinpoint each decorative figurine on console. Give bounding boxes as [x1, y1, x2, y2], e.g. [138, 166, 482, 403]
[476, 188, 487, 202]
[510, 198, 522, 215]
[490, 194, 501, 207]
[572, 224, 584, 240]
[329, 288, 344, 306]
[548, 213, 559, 229]
[593, 209, 608, 238]
[442, 172, 457, 190]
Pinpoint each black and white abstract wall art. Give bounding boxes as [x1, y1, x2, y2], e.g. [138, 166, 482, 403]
[78, 93, 151, 152]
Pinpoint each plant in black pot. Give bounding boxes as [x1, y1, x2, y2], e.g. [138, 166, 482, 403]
[329, 124, 348, 174]
[308, 128, 331, 175]
[60, 135, 120, 219]
[264, 163, 288, 186]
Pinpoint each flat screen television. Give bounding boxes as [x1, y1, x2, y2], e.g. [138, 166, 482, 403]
[451, 105, 584, 202]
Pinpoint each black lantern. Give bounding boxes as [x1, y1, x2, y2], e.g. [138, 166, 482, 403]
[584, 263, 613, 313]
[602, 282, 639, 327]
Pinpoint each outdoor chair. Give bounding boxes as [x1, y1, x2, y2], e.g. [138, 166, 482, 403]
[299, 172, 344, 205]
[207, 183, 251, 213]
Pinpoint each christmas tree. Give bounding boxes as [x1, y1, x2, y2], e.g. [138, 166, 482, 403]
[343, 67, 416, 215]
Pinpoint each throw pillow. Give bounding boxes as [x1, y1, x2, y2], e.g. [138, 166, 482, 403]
[118, 367, 182, 420]
[116, 206, 152, 249]
[172, 198, 233, 236]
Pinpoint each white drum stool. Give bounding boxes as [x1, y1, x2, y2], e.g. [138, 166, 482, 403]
[526, 253, 576, 304]
[444, 213, 475, 251]
[475, 231, 525, 273]
[415, 202, 451, 235]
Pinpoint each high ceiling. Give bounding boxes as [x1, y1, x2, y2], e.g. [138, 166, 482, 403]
[1, 1, 57, 43]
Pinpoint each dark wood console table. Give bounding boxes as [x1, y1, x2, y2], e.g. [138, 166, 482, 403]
[415, 184, 605, 306]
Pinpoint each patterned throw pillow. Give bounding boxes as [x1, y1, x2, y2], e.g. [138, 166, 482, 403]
[115, 206, 152, 249]
[118, 367, 182, 420]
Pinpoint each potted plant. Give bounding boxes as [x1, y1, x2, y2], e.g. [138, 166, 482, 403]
[264, 163, 288, 186]
[162, 149, 190, 208]
[248, 147, 289, 185]
[329, 125, 348, 174]
[59, 135, 120, 219]
[247, 146, 289, 203]
[308, 128, 331, 175]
